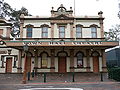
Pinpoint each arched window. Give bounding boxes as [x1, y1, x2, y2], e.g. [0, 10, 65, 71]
[76, 25, 82, 38]
[26, 24, 33, 38]
[41, 53, 48, 67]
[77, 52, 84, 67]
[42, 27, 48, 38]
[90, 25, 97, 38]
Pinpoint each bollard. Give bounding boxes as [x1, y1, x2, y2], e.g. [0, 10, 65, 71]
[28, 72, 30, 81]
[72, 72, 75, 82]
[44, 72, 46, 83]
[100, 72, 103, 81]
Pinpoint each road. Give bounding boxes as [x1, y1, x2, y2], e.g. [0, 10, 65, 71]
[0, 82, 120, 90]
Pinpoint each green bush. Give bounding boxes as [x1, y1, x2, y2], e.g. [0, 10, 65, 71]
[108, 67, 120, 81]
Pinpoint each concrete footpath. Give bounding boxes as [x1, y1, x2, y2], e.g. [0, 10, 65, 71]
[0, 73, 120, 90]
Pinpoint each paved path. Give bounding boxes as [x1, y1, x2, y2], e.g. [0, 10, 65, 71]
[0, 73, 119, 90]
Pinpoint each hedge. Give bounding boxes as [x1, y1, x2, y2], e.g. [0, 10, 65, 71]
[108, 67, 120, 81]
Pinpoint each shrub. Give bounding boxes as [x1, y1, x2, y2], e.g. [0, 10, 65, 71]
[108, 67, 120, 81]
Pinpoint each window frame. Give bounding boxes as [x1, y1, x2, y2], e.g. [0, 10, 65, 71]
[41, 53, 48, 68]
[59, 26, 65, 38]
[76, 26, 82, 38]
[42, 26, 48, 38]
[26, 25, 33, 38]
[91, 26, 97, 38]
[76, 52, 84, 68]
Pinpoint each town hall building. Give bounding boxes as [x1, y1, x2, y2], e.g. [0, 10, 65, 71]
[0, 4, 119, 73]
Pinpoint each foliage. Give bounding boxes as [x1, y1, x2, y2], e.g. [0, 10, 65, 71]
[104, 24, 120, 41]
[0, 0, 31, 29]
[108, 67, 120, 81]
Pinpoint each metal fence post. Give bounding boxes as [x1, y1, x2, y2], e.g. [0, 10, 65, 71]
[72, 72, 75, 82]
[100, 72, 103, 81]
[32, 70, 34, 78]
[28, 72, 30, 81]
[44, 72, 46, 83]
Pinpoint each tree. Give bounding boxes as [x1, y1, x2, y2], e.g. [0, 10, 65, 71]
[104, 24, 120, 41]
[0, 0, 31, 29]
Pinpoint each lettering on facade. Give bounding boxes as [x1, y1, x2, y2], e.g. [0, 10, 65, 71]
[23, 42, 42, 45]
[49, 42, 65, 45]
[22, 41, 102, 46]
[72, 42, 102, 45]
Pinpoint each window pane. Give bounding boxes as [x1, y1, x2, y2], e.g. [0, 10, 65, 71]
[76, 33, 81, 38]
[42, 53, 47, 67]
[42, 27, 48, 38]
[42, 33, 48, 38]
[92, 33, 97, 38]
[91, 27, 97, 32]
[27, 28, 32, 32]
[59, 26, 65, 32]
[43, 27, 48, 32]
[77, 60, 83, 67]
[60, 33, 65, 38]
[77, 53, 83, 67]
[76, 27, 82, 32]
[59, 26, 65, 38]
[91, 27, 97, 38]
[27, 27, 32, 37]
[27, 33, 32, 37]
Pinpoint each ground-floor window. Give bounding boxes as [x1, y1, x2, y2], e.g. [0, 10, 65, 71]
[77, 52, 83, 67]
[41, 53, 48, 68]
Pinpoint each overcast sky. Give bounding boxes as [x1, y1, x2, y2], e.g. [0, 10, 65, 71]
[4, 0, 120, 31]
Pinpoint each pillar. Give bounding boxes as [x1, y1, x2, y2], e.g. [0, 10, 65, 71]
[101, 49, 107, 72]
[51, 23, 54, 38]
[70, 23, 74, 38]
[17, 50, 22, 73]
[50, 49, 55, 72]
[20, 20, 24, 38]
[34, 49, 38, 73]
[70, 49, 74, 72]
[86, 49, 90, 72]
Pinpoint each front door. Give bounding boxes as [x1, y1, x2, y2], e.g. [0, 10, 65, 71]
[6, 57, 12, 73]
[58, 57, 66, 73]
[93, 56, 99, 73]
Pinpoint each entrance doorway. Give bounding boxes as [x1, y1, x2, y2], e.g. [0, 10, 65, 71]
[92, 51, 100, 73]
[93, 56, 99, 73]
[58, 57, 66, 73]
[6, 57, 12, 73]
[57, 51, 68, 73]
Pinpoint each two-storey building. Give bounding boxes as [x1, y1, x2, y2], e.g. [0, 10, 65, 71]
[4, 4, 119, 73]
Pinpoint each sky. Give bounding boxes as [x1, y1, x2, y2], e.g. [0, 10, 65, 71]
[4, 0, 120, 31]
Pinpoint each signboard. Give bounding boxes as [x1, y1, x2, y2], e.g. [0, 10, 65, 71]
[22, 41, 102, 46]
[5, 40, 119, 47]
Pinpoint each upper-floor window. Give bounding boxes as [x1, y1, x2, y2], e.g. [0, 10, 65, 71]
[26, 25, 33, 38]
[76, 25, 82, 38]
[91, 26, 97, 38]
[42, 27, 48, 38]
[59, 26, 65, 38]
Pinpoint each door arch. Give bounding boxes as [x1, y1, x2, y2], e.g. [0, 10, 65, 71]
[91, 51, 100, 73]
[57, 51, 68, 73]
